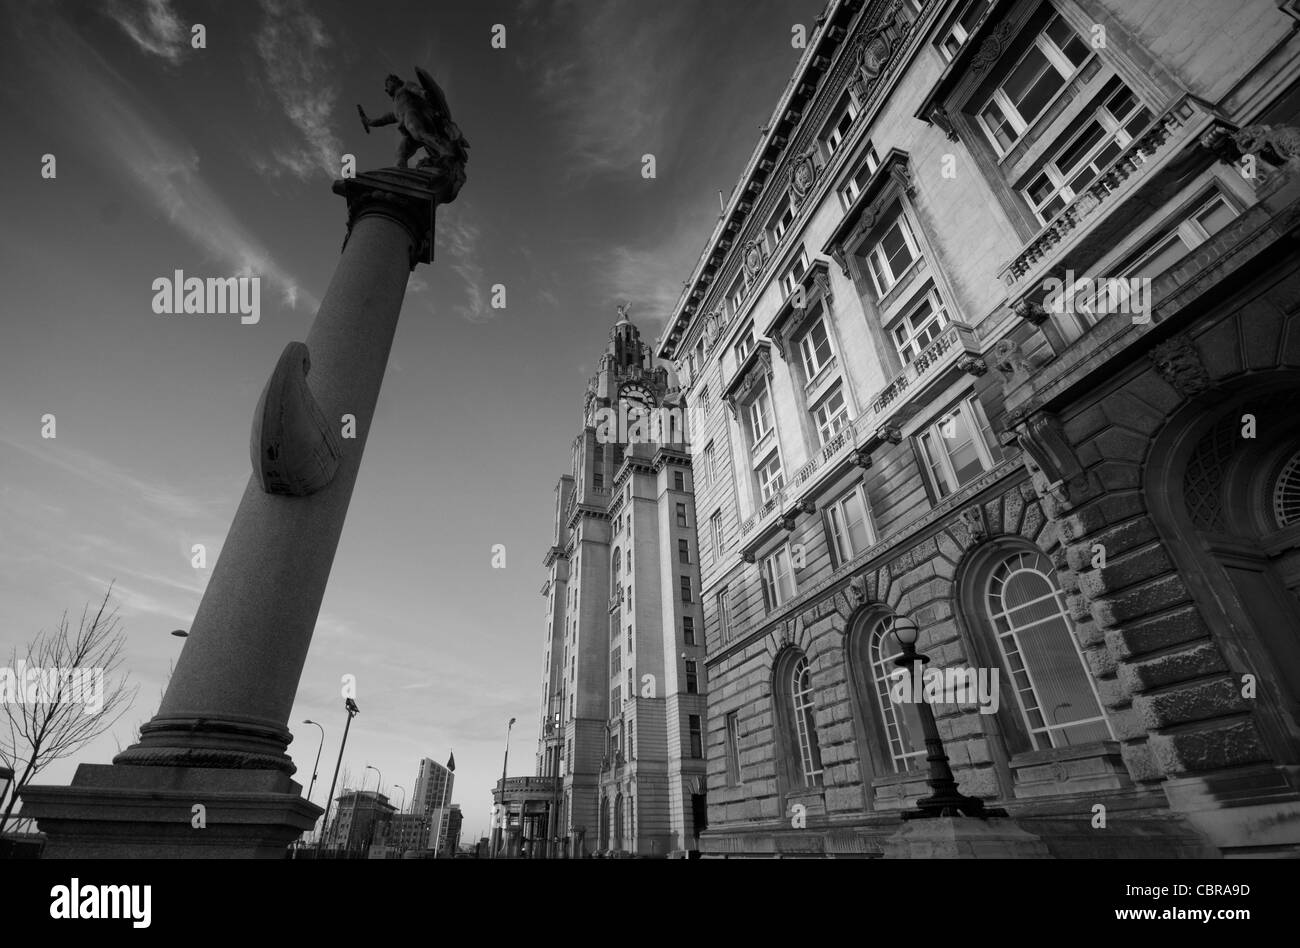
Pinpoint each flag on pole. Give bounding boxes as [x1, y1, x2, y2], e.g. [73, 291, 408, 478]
[446, 752, 456, 773]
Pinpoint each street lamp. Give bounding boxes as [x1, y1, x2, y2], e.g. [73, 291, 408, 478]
[495, 717, 516, 859]
[302, 720, 326, 806]
[316, 697, 360, 855]
[170, 629, 188, 638]
[891, 616, 1005, 820]
[393, 783, 406, 815]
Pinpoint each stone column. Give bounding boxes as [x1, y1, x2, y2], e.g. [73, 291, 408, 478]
[20, 169, 449, 858]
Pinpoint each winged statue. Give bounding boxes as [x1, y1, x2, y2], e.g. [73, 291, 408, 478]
[358, 67, 469, 202]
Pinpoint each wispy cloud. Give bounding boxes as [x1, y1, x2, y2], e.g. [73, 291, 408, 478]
[253, 0, 342, 181]
[16, 14, 315, 310]
[440, 209, 491, 323]
[524, 1, 693, 178]
[105, 0, 186, 64]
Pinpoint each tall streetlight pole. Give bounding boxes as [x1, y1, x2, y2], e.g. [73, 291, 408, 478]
[302, 720, 326, 805]
[394, 783, 406, 815]
[495, 717, 516, 858]
[316, 698, 359, 856]
[362, 764, 382, 858]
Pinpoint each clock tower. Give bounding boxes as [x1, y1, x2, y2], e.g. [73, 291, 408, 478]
[534, 305, 707, 857]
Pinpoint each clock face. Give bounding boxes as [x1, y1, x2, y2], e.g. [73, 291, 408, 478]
[620, 384, 654, 409]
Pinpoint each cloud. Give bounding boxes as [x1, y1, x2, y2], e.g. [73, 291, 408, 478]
[524, 1, 694, 177]
[597, 242, 693, 339]
[253, 0, 343, 181]
[16, 15, 316, 311]
[439, 210, 492, 323]
[105, 0, 186, 64]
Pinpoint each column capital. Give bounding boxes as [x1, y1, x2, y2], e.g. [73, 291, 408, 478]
[332, 167, 457, 268]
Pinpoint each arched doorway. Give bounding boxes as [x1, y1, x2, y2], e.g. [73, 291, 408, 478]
[1145, 373, 1300, 762]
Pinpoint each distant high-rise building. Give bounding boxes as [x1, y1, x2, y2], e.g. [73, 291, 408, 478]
[410, 757, 455, 851]
[532, 307, 707, 857]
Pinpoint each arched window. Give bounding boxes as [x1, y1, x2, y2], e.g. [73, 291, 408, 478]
[790, 656, 824, 787]
[867, 614, 927, 773]
[984, 549, 1111, 749]
[612, 547, 622, 582]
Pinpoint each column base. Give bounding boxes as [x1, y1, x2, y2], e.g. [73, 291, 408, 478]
[883, 815, 1053, 858]
[19, 763, 321, 859]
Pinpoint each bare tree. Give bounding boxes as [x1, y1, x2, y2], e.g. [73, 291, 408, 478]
[0, 585, 139, 834]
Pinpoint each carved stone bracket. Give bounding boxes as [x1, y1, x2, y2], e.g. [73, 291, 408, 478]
[876, 423, 903, 445]
[958, 354, 988, 376]
[1010, 410, 1088, 507]
[991, 338, 1034, 392]
[1149, 333, 1212, 398]
[959, 504, 987, 541]
[890, 160, 916, 199]
[1013, 299, 1049, 325]
[741, 551, 757, 564]
[850, 448, 874, 470]
[812, 267, 833, 310]
[929, 105, 959, 143]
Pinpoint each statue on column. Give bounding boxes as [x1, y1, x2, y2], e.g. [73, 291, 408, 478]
[358, 67, 470, 202]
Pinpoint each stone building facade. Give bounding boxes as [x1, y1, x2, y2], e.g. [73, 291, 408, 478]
[536, 312, 708, 856]
[655, 0, 1300, 856]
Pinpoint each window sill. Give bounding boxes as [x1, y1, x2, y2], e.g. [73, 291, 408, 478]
[1008, 740, 1132, 799]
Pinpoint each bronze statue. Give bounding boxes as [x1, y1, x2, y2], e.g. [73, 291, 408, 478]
[358, 68, 469, 201]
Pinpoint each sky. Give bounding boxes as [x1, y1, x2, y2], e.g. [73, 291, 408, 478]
[0, 0, 819, 841]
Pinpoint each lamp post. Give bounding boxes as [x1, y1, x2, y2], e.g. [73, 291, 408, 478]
[361, 764, 382, 857]
[496, 717, 516, 858]
[302, 719, 325, 806]
[891, 616, 1006, 821]
[316, 697, 359, 855]
[393, 783, 406, 815]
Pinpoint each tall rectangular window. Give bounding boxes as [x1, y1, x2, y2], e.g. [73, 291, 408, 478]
[827, 483, 875, 564]
[780, 249, 810, 298]
[767, 196, 795, 248]
[678, 538, 690, 564]
[680, 575, 692, 603]
[756, 451, 784, 504]
[725, 711, 743, 786]
[866, 209, 919, 297]
[734, 322, 755, 364]
[917, 396, 1000, 498]
[703, 441, 716, 487]
[890, 287, 950, 364]
[821, 91, 860, 162]
[674, 471, 685, 492]
[1022, 79, 1152, 224]
[761, 545, 797, 610]
[839, 144, 880, 211]
[747, 384, 774, 448]
[685, 660, 699, 694]
[729, 276, 749, 320]
[710, 510, 724, 558]
[797, 316, 834, 381]
[978, 13, 1091, 154]
[716, 588, 732, 644]
[688, 714, 703, 758]
[683, 615, 696, 646]
[812, 384, 850, 448]
[937, 0, 992, 62]
[700, 386, 711, 419]
[676, 503, 688, 527]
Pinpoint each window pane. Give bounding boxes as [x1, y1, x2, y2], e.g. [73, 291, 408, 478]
[987, 551, 1111, 749]
[981, 101, 1017, 151]
[1196, 197, 1235, 238]
[1003, 46, 1054, 109]
[1015, 58, 1067, 126]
